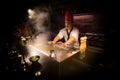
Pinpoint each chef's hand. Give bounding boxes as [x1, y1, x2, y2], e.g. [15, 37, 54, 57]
[51, 41, 56, 47]
[48, 41, 55, 47]
[57, 41, 66, 48]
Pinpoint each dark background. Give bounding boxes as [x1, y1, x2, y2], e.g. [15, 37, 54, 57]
[1, 0, 118, 34]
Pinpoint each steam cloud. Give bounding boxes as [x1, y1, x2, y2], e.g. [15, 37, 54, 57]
[28, 8, 50, 46]
[27, 7, 51, 57]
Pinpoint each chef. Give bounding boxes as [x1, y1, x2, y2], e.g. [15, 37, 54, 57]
[51, 11, 80, 48]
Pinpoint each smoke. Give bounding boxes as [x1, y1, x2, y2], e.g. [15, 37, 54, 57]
[34, 11, 49, 32]
[27, 7, 51, 57]
[29, 9, 49, 43]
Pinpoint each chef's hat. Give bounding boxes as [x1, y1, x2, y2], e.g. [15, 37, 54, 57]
[65, 11, 73, 23]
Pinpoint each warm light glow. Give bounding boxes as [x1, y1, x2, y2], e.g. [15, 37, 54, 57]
[28, 9, 35, 19]
[35, 71, 41, 76]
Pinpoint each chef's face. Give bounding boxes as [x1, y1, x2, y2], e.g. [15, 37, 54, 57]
[65, 21, 72, 29]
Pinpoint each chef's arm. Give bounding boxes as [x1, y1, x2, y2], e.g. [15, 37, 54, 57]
[65, 36, 75, 45]
[52, 35, 60, 45]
